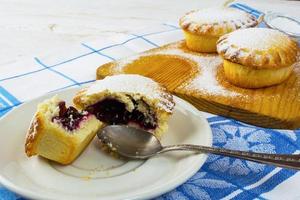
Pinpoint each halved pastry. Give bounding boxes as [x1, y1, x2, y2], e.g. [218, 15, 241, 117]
[25, 96, 103, 164]
[217, 28, 299, 88]
[73, 74, 175, 138]
[179, 7, 258, 53]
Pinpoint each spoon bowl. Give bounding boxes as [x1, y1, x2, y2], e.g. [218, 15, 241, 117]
[98, 125, 163, 159]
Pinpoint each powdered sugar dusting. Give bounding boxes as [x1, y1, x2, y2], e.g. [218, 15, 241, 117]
[158, 49, 239, 96]
[180, 7, 257, 35]
[220, 28, 287, 51]
[184, 8, 250, 24]
[115, 54, 141, 72]
[87, 74, 174, 112]
[111, 46, 239, 97]
[88, 74, 159, 96]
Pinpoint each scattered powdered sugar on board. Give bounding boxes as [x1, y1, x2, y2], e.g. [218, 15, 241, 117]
[114, 54, 142, 72]
[158, 49, 239, 96]
[86, 74, 174, 112]
[112, 46, 239, 97]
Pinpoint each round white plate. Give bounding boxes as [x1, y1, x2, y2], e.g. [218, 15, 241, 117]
[0, 87, 212, 200]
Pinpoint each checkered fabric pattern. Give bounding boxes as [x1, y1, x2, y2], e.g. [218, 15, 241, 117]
[1, 3, 300, 200]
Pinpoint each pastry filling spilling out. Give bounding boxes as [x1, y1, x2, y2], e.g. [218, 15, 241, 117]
[85, 98, 157, 130]
[52, 101, 90, 131]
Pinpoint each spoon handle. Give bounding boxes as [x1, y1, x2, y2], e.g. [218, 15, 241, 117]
[160, 144, 300, 170]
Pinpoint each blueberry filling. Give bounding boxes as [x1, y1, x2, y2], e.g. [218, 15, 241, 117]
[85, 99, 157, 130]
[52, 101, 90, 131]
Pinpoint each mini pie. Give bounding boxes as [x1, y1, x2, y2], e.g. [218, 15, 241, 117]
[25, 96, 103, 164]
[217, 28, 299, 88]
[179, 7, 258, 53]
[73, 74, 175, 138]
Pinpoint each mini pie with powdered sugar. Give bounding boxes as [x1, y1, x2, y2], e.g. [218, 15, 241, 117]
[217, 27, 299, 88]
[179, 7, 258, 53]
[73, 74, 175, 139]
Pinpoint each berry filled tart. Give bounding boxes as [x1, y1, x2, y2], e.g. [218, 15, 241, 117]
[73, 74, 175, 138]
[25, 96, 103, 164]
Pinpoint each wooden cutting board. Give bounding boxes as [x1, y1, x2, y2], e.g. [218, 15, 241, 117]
[96, 41, 300, 129]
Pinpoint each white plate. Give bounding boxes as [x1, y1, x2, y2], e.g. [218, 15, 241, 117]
[0, 87, 212, 200]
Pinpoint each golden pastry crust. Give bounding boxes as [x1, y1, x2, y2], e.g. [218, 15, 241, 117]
[25, 96, 103, 164]
[217, 28, 299, 69]
[73, 75, 175, 138]
[182, 30, 219, 52]
[25, 113, 43, 157]
[179, 7, 258, 37]
[223, 60, 294, 88]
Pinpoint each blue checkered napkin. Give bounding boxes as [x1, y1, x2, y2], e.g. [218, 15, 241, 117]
[1, 3, 300, 200]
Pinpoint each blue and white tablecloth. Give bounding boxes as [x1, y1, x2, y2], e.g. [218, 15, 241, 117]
[1, 3, 300, 200]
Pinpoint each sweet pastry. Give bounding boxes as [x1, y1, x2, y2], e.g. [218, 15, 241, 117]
[25, 96, 102, 164]
[73, 74, 175, 138]
[179, 7, 258, 53]
[217, 28, 299, 88]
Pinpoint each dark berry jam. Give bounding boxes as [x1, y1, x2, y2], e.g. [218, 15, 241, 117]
[52, 101, 90, 131]
[85, 99, 157, 130]
[130, 109, 157, 130]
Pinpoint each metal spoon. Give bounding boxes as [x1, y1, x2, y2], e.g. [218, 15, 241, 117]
[98, 125, 300, 170]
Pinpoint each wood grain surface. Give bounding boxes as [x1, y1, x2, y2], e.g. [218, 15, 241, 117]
[97, 41, 300, 129]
